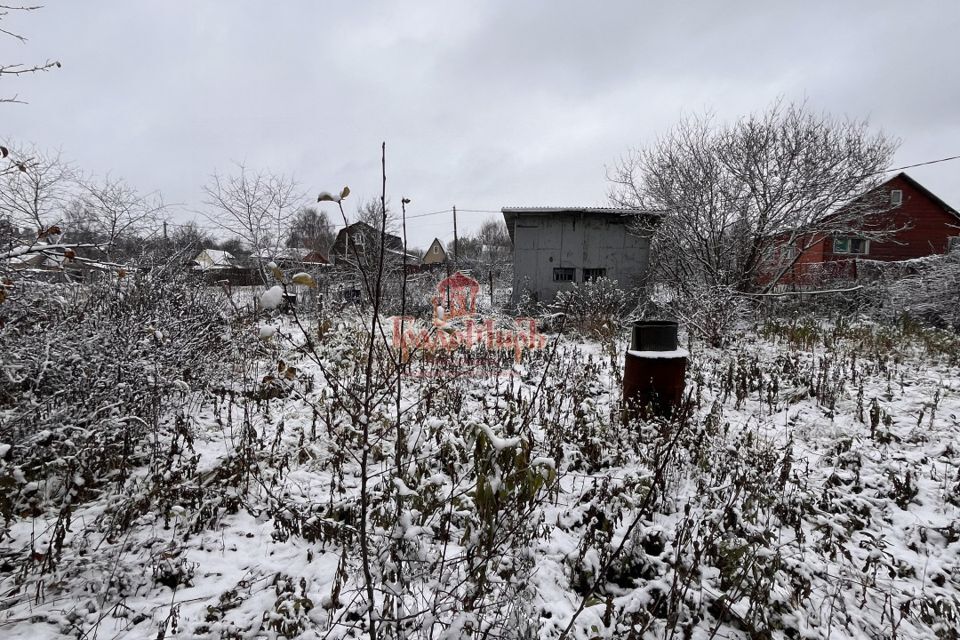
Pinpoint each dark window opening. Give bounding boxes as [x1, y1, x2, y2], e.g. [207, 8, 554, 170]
[553, 267, 575, 282]
[583, 268, 607, 282]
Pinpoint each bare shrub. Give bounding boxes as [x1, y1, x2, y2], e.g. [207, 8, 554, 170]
[0, 263, 235, 532]
[878, 250, 960, 331]
[549, 277, 630, 339]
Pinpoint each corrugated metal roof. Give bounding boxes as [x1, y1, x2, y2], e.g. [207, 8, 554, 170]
[501, 206, 658, 216]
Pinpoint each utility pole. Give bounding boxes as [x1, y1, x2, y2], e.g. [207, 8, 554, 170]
[489, 269, 494, 309]
[163, 220, 168, 241]
[452, 205, 459, 269]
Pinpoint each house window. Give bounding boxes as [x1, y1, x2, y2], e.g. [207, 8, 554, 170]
[553, 267, 575, 282]
[583, 268, 607, 282]
[433, 246, 439, 254]
[948, 236, 960, 253]
[890, 190, 903, 207]
[779, 245, 799, 263]
[833, 236, 868, 255]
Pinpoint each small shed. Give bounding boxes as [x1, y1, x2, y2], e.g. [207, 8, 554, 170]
[501, 206, 659, 302]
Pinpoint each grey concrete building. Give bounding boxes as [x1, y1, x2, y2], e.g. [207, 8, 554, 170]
[502, 207, 658, 302]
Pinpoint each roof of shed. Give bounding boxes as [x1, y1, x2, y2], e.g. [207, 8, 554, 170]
[501, 206, 659, 242]
[501, 206, 659, 216]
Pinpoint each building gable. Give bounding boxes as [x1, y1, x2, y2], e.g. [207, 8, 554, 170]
[422, 238, 447, 265]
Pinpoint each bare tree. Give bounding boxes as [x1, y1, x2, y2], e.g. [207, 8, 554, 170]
[354, 196, 397, 234]
[448, 217, 512, 282]
[0, 3, 60, 106]
[608, 100, 898, 297]
[73, 175, 165, 259]
[202, 164, 300, 282]
[342, 197, 401, 271]
[286, 206, 335, 254]
[1, 4, 61, 181]
[0, 143, 75, 232]
[168, 221, 212, 254]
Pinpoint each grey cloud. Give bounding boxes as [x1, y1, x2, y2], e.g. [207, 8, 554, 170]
[2, 1, 958, 247]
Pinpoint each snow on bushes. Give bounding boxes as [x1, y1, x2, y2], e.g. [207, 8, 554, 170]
[2, 290, 960, 638]
[259, 284, 285, 310]
[0, 262, 238, 557]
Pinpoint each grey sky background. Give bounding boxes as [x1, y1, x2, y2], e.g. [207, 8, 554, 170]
[2, 1, 959, 249]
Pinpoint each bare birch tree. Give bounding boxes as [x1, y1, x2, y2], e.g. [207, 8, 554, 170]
[609, 100, 899, 298]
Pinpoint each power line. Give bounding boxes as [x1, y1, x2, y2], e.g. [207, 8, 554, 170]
[405, 208, 451, 220]
[614, 152, 960, 215]
[882, 154, 960, 174]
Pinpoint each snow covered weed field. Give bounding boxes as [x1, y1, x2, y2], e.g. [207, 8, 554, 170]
[2, 308, 960, 639]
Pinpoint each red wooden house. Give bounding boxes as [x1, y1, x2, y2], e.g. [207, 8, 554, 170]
[768, 172, 960, 287]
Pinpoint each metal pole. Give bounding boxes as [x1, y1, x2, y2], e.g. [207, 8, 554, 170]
[452, 205, 458, 269]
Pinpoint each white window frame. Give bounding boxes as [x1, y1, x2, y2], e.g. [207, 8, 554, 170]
[890, 190, 903, 207]
[948, 236, 960, 252]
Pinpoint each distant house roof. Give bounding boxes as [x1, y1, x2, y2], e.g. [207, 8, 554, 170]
[194, 249, 238, 270]
[331, 222, 405, 265]
[254, 247, 311, 261]
[501, 206, 660, 242]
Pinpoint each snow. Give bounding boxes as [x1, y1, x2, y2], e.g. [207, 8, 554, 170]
[258, 324, 277, 339]
[626, 347, 689, 358]
[393, 477, 418, 497]
[259, 285, 284, 310]
[477, 422, 522, 450]
[4, 314, 960, 638]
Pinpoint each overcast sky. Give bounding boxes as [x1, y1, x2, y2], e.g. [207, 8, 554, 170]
[2, 1, 959, 249]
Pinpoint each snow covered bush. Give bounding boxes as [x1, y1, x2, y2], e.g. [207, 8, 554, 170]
[549, 277, 630, 339]
[0, 262, 235, 537]
[881, 250, 960, 331]
[665, 282, 750, 347]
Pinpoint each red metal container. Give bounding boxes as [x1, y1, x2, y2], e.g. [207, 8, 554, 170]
[623, 321, 687, 420]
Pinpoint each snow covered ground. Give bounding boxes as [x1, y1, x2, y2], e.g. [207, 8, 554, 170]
[2, 314, 959, 639]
